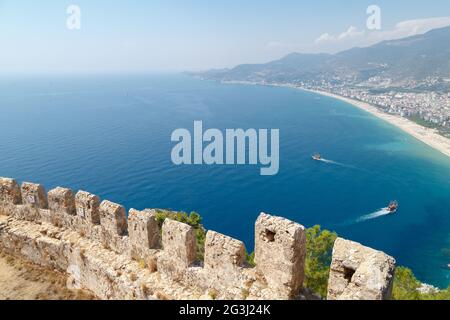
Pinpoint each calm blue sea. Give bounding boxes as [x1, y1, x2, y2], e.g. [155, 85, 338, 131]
[0, 74, 449, 288]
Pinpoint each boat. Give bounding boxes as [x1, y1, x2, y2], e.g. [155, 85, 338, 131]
[312, 153, 322, 161]
[387, 201, 399, 214]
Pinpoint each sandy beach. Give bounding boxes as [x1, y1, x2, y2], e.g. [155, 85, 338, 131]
[303, 89, 450, 158]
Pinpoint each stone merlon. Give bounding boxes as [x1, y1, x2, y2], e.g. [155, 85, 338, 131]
[204, 230, 246, 272]
[255, 213, 307, 299]
[161, 218, 197, 268]
[75, 191, 100, 224]
[21, 182, 48, 209]
[48, 187, 76, 215]
[100, 200, 127, 236]
[128, 208, 160, 261]
[0, 178, 22, 205]
[327, 238, 396, 300]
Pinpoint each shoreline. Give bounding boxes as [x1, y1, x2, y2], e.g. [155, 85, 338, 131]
[222, 80, 450, 158]
[304, 88, 450, 158]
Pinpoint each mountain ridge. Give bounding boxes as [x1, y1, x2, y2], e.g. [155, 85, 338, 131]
[199, 26, 450, 90]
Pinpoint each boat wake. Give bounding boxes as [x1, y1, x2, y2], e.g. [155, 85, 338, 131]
[317, 158, 350, 168]
[336, 208, 392, 228]
[312, 154, 368, 172]
[355, 208, 391, 223]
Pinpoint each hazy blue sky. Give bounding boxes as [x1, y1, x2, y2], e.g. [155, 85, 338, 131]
[1, 0, 450, 73]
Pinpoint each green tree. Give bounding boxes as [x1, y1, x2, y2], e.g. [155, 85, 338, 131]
[392, 266, 450, 300]
[245, 251, 255, 267]
[420, 287, 450, 300]
[304, 225, 338, 297]
[392, 266, 422, 300]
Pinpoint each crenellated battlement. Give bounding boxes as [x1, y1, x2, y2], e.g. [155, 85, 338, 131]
[0, 177, 396, 300]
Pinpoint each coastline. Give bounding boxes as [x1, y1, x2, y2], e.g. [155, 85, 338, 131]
[221, 80, 450, 158]
[304, 88, 450, 158]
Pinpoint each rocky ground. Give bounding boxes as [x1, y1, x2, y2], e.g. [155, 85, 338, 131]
[0, 250, 95, 300]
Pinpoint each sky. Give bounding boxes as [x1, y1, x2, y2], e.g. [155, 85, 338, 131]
[1, 0, 450, 73]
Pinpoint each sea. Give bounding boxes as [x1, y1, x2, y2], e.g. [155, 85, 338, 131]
[0, 73, 449, 288]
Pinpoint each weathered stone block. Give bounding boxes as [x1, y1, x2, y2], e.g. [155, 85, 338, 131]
[203, 231, 247, 294]
[48, 187, 76, 215]
[205, 230, 246, 272]
[254, 213, 306, 299]
[327, 238, 396, 300]
[12, 205, 40, 222]
[0, 177, 22, 205]
[21, 182, 48, 209]
[75, 191, 100, 224]
[99, 200, 127, 236]
[128, 209, 160, 260]
[161, 219, 196, 268]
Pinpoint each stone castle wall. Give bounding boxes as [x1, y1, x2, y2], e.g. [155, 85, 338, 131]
[0, 177, 396, 300]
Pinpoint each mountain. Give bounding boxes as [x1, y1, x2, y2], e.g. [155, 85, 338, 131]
[199, 26, 450, 90]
